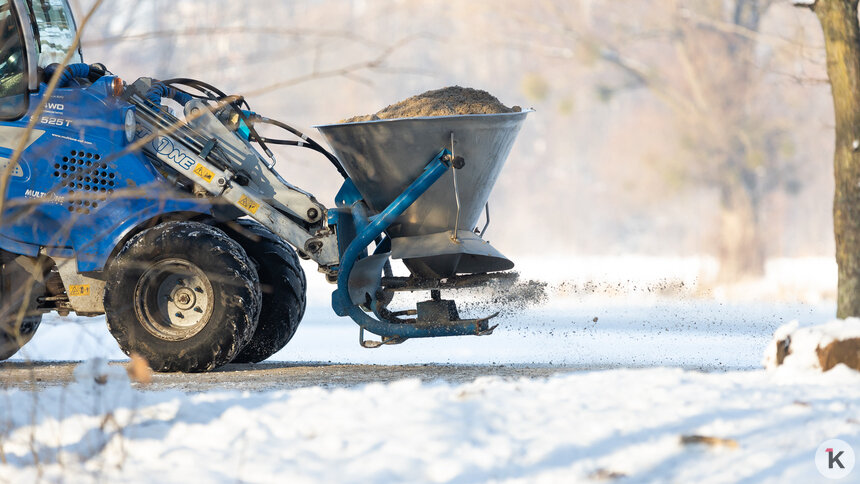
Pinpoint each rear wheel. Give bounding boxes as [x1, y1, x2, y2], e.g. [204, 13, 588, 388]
[0, 253, 46, 360]
[104, 222, 261, 372]
[222, 219, 306, 363]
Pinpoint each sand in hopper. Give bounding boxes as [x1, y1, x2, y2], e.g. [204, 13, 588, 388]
[341, 86, 522, 123]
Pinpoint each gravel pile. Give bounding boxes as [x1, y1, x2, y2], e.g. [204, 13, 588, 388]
[341, 86, 521, 123]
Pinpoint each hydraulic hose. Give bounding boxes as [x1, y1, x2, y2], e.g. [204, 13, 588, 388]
[163, 78, 229, 100]
[161, 79, 276, 161]
[152, 77, 347, 178]
[145, 82, 193, 106]
[252, 116, 348, 179]
[45, 63, 90, 88]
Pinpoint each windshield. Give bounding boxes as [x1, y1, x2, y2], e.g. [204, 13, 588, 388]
[27, 0, 80, 67]
[0, 0, 28, 118]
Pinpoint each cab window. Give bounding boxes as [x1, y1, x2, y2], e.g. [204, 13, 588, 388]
[0, 0, 28, 119]
[28, 0, 80, 67]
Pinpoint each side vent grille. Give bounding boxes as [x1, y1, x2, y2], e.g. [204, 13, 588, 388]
[53, 150, 116, 214]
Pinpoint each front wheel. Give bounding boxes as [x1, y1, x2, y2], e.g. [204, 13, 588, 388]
[104, 222, 261, 372]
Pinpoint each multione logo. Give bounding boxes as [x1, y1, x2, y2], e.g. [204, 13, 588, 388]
[816, 439, 855, 479]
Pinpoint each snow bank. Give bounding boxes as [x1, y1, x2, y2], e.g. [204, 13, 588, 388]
[764, 319, 860, 372]
[2, 364, 859, 483]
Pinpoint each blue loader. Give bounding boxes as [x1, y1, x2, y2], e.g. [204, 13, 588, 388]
[0, 0, 529, 371]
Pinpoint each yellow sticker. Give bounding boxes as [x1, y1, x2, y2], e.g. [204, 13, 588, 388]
[193, 164, 214, 183]
[237, 195, 260, 214]
[68, 284, 90, 297]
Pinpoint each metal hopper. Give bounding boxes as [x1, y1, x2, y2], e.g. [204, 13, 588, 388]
[316, 111, 529, 279]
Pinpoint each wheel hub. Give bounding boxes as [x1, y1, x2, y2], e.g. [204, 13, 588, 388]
[134, 259, 214, 341]
[172, 287, 196, 310]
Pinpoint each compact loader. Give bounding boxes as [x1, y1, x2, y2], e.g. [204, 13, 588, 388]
[0, 0, 529, 371]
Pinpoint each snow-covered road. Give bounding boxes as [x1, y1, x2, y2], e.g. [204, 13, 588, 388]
[13, 256, 838, 370]
[1, 361, 582, 392]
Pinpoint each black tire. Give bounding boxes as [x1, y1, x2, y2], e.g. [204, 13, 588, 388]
[104, 221, 261, 372]
[0, 253, 46, 360]
[222, 219, 306, 363]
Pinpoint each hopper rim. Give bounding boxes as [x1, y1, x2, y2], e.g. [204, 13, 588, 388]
[314, 109, 534, 128]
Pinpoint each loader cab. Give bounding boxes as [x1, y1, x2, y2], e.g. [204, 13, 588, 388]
[0, 0, 80, 120]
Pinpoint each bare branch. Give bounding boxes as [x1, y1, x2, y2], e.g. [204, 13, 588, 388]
[244, 33, 431, 97]
[82, 26, 385, 51]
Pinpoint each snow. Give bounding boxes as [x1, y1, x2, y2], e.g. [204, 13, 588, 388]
[2, 360, 859, 483]
[3, 256, 858, 482]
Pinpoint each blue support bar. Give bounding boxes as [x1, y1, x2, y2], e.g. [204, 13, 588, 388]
[332, 150, 489, 339]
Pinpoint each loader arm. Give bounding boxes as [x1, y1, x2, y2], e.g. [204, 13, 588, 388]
[124, 79, 340, 269]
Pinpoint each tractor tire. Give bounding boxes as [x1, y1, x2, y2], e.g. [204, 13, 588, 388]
[222, 219, 306, 364]
[0, 254, 46, 360]
[104, 221, 261, 372]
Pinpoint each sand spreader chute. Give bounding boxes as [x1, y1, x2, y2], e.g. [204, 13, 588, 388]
[317, 112, 530, 345]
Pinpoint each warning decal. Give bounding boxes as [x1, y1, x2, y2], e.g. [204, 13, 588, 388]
[237, 195, 260, 214]
[68, 285, 90, 297]
[193, 164, 215, 182]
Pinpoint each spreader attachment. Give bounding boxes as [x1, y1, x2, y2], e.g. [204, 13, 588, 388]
[318, 112, 529, 342]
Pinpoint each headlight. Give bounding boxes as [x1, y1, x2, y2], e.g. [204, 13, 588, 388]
[124, 109, 136, 144]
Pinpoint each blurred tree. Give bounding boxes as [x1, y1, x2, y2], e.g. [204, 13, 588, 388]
[794, 0, 860, 316]
[509, 0, 804, 280]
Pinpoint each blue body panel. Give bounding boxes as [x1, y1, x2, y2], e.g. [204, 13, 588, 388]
[0, 77, 213, 273]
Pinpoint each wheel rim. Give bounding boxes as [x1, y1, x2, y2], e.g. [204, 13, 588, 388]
[134, 258, 214, 341]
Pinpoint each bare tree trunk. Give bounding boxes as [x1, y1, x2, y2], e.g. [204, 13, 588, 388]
[813, 0, 860, 317]
[718, 187, 765, 280]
